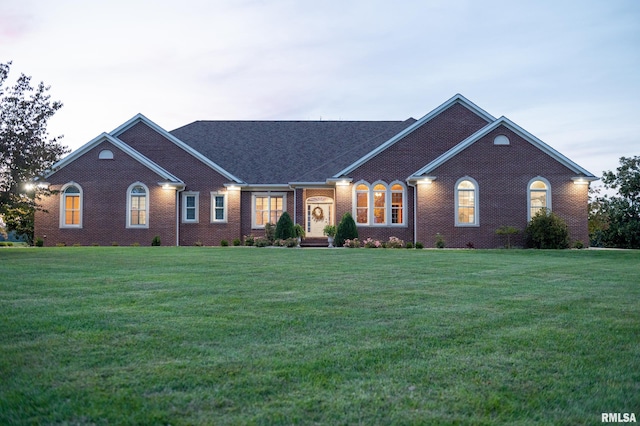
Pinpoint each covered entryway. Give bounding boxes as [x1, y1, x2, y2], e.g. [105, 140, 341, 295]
[305, 196, 334, 237]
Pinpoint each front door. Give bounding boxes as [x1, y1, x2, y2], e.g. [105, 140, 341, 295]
[306, 197, 334, 238]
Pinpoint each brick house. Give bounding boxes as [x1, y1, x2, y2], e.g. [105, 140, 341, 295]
[34, 94, 596, 248]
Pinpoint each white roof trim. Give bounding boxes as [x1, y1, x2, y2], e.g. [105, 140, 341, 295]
[45, 133, 183, 183]
[111, 113, 245, 184]
[410, 116, 596, 178]
[333, 94, 496, 177]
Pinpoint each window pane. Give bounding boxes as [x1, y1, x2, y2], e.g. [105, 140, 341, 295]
[186, 196, 195, 208]
[215, 208, 224, 221]
[215, 196, 224, 208]
[391, 184, 403, 191]
[531, 181, 547, 190]
[458, 180, 474, 190]
[459, 207, 474, 224]
[392, 192, 403, 224]
[357, 192, 368, 208]
[373, 184, 386, 191]
[186, 209, 195, 220]
[65, 186, 80, 194]
[132, 185, 146, 194]
[356, 184, 368, 191]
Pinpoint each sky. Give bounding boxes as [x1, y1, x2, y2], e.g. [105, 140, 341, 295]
[2, 0, 639, 183]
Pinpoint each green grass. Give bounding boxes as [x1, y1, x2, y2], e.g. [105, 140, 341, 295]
[1, 247, 639, 425]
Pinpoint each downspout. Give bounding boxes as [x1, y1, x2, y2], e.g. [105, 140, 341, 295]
[176, 187, 184, 247]
[413, 183, 418, 244]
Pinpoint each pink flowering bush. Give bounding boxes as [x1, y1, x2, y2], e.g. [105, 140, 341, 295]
[363, 238, 383, 248]
[386, 236, 405, 249]
[343, 238, 361, 248]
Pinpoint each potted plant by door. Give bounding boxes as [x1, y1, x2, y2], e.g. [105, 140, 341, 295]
[294, 224, 306, 247]
[323, 225, 337, 248]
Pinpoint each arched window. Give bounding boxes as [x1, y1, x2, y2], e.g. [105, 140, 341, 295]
[127, 183, 149, 228]
[529, 178, 551, 220]
[355, 183, 369, 224]
[60, 183, 82, 228]
[352, 181, 406, 226]
[391, 183, 404, 225]
[373, 183, 386, 224]
[456, 178, 478, 226]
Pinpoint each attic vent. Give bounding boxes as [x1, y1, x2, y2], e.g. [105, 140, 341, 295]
[99, 149, 114, 160]
[494, 135, 510, 145]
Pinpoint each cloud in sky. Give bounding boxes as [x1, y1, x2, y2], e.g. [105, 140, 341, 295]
[2, 0, 639, 180]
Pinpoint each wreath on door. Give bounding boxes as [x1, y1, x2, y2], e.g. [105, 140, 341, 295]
[312, 206, 324, 222]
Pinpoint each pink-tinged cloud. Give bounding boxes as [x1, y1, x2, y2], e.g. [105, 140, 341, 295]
[0, 13, 33, 41]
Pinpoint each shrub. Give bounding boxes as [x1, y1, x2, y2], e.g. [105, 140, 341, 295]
[232, 238, 241, 246]
[254, 237, 271, 247]
[275, 212, 295, 240]
[0, 241, 14, 247]
[525, 209, 570, 249]
[111, 241, 119, 246]
[56, 242, 66, 247]
[435, 233, 445, 249]
[130, 242, 140, 247]
[264, 223, 276, 243]
[343, 238, 361, 248]
[496, 225, 520, 249]
[335, 213, 358, 247]
[415, 242, 424, 249]
[35, 238, 44, 247]
[285, 237, 298, 247]
[91, 242, 99, 247]
[323, 225, 337, 237]
[363, 238, 382, 248]
[220, 239, 229, 247]
[574, 240, 585, 249]
[194, 240, 203, 247]
[406, 242, 414, 249]
[151, 235, 161, 246]
[386, 236, 404, 249]
[466, 242, 475, 249]
[244, 235, 255, 246]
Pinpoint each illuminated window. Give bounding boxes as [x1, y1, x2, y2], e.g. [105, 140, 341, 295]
[182, 192, 199, 223]
[529, 178, 550, 220]
[252, 193, 286, 228]
[456, 178, 478, 226]
[211, 192, 227, 222]
[60, 183, 82, 228]
[127, 183, 149, 228]
[373, 184, 386, 224]
[391, 184, 404, 224]
[356, 183, 369, 224]
[353, 181, 406, 226]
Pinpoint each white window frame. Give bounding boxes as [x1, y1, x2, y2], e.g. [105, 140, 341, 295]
[126, 182, 149, 229]
[211, 192, 228, 223]
[528, 177, 551, 221]
[352, 181, 407, 227]
[59, 182, 83, 228]
[389, 181, 407, 226]
[182, 192, 199, 223]
[251, 192, 287, 229]
[353, 181, 370, 225]
[455, 177, 479, 227]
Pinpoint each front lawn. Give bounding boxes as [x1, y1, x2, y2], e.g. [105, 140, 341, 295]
[1, 248, 638, 425]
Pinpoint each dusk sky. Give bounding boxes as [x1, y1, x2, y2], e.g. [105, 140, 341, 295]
[2, 0, 639, 183]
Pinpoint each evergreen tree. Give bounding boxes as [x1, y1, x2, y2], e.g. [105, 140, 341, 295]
[335, 212, 358, 247]
[274, 211, 294, 240]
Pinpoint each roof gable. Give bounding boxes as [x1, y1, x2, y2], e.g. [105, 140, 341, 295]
[333, 94, 496, 177]
[45, 132, 183, 184]
[171, 120, 415, 184]
[410, 116, 596, 178]
[112, 114, 244, 183]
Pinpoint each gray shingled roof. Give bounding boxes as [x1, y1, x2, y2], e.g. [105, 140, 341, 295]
[170, 119, 416, 184]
